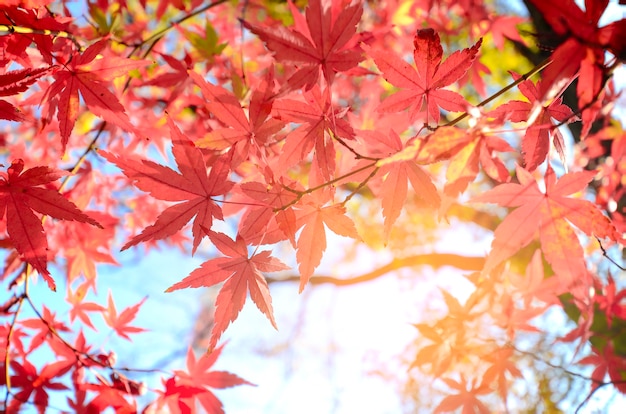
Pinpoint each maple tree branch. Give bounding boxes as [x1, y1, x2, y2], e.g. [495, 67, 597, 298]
[506, 341, 626, 414]
[0, 24, 81, 49]
[341, 166, 379, 205]
[330, 130, 379, 161]
[573, 380, 626, 414]
[277, 161, 379, 211]
[266, 253, 485, 286]
[596, 237, 626, 271]
[126, 0, 229, 54]
[443, 57, 552, 128]
[3, 290, 26, 407]
[22, 293, 170, 372]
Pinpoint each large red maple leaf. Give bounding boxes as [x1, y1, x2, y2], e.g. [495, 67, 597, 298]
[43, 39, 149, 151]
[240, 0, 364, 91]
[366, 28, 481, 124]
[472, 164, 621, 284]
[0, 160, 102, 290]
[166, 231, 289, 351]
[100, 117, 234, 253]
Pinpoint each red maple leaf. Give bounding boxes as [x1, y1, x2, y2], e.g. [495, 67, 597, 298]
[66, 283, 105, 331]
[0, 160, 102, 290]
[20, 306, 70, 352]
[237, 179, 299, 246]
[240, 0, 364, 91]
[0, 66, 50, 121]
[166, 231, 289, 351]
[527, 0, 626, 136]
[579, 343, 626, 394]
[189, 70, 284, 166]
[596, 274, 626, 328]
[100, 117, 234, 253]
[102, 293, 147, 341]
[8, 359, 69, 414]
[490, 72, 577, 171]
[273, 85, 355, 181]
[154, 344, 253, 414]
[43, 39, 149, 151]
[0, 6, 69, 66]
[472, 164, 620, 284]
[366, 29, 481, 124]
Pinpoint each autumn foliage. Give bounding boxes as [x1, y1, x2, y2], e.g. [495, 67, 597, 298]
[1, 0, 625, 412]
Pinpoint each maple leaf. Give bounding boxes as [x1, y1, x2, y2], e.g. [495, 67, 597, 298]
[508, 249, 565, 308]
[176, 345, 254, 413]
[66, 283, 105, 331]
[100, 117, 234, 253]
[494, 292, 544, 340]
[240, 0, 364, 91]
[472, 164, 620, 284]
[0, 66, 50, 121]
[295, 193, 361, 292]
[189, 70, 284, 166]
[273, 85, 355, 181]
[596, 275, 626, 328]
[481, 348, 522, 400]
[0, 6, 69, 65]
[382, 124, 513, 197]
[527, 0, 626, 136]
[43, 39, 149, 151]
[366, 29, 481, 124]
[490, 72, 576, 171]
[434, 376, 491, 414]
[0, 159, 102, 290]
[8, 359, 69, 414]
[579, 343, 626, 394]
[102, 293, 147, 341]
[416, 124, 514, 196]
[238, 179, 299, 246]
[153, 344, 252, 414]
[364, 130, 440, 238]
[20, 306, 70, 352]
[166, 231, 289, 352]
[488, 15, 526, 50]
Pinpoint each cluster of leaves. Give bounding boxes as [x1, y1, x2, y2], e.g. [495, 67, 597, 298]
[0, 0, 624, 412]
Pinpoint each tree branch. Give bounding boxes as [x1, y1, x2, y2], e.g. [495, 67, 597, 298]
[267, 253, 485, 286]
